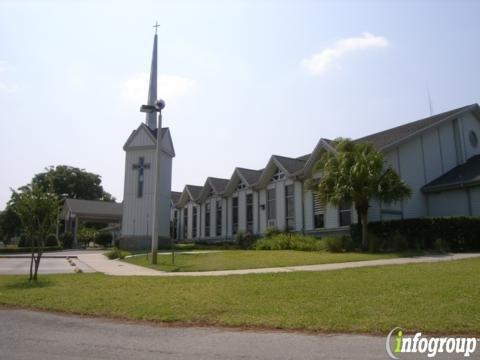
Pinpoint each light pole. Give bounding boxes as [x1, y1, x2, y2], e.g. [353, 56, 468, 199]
[140, 99, 165, 264]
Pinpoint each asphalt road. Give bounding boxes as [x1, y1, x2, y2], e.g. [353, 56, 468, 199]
[2, 309, 475, 360]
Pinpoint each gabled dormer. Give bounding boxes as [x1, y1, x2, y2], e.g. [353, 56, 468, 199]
[224, 167, 262, 196]
[197, 177, 229, 203]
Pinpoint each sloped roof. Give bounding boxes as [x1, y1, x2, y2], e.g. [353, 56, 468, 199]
[273, 155, 308, 174]
[186, 185, 203, 200]
[237, 168, 263, 185]
[355, 104, 477, 149]
[422, 155, 480, 193]
[296, 153, 312, 161]
[149, 127, 168, 139]
[171, 191, 182, 204]
[209, 177, 229, 193]
[62, 199, 123, 220]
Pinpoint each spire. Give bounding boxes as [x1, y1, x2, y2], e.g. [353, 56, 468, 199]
[146, 30, 158, 130]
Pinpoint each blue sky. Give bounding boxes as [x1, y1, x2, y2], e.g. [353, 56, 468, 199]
[1, 0, 479, 208]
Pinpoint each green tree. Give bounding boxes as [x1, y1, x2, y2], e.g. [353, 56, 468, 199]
[0, 206, 21, 242]
[13, 184, 59, 280]
[308, 138, 411, 249]
[1, 165, 114, 241]
[32, 165, 114, 201]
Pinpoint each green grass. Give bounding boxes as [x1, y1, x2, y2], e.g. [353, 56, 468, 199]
[0, 258, 479, 334]
[123, 250, 420, 272]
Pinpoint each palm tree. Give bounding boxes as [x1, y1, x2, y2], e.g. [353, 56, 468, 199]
[308, 138, 411, 249]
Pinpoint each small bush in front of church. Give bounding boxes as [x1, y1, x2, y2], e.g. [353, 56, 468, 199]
[235, 231, 258, 249]
[95, 232, 113, 247]
[105, 247, 129, 260]
[45, 234, 59, 247]
[255, 233, 325, 251]
[59, 232, 74, 249]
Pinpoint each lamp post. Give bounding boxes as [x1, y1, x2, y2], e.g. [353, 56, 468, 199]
[140, 99, 165, 264]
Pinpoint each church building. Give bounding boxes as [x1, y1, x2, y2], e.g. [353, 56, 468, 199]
[119, 31, 480, 249]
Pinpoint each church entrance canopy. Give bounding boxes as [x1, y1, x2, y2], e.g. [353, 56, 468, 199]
[61, 199, 123, 246]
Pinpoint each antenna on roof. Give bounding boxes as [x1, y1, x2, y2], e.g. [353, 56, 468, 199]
[426, 81, 434, 116]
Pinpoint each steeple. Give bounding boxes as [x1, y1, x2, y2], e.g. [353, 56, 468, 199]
[145, 29, 158, 130]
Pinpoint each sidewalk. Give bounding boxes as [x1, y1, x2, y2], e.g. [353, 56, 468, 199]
[77, 252, 480, 277]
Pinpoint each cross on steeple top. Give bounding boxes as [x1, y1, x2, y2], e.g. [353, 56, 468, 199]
[153, 21, 160, 34]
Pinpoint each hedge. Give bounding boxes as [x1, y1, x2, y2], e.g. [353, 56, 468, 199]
[0, 246, 63, 254]
[350, 217, 480, 252]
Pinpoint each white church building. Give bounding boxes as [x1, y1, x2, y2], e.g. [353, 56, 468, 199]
[119, 32, 480, 250]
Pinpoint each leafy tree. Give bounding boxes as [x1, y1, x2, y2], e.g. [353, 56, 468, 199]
[0, 206, 21, 242]
[13, 184, 59, 280]
[308, 138, 411, 249]
[32, 165, 114, 201]
[1, 165, 114, 241]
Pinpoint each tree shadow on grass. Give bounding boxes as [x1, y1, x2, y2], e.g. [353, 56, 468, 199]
[4, 278, 54, 290]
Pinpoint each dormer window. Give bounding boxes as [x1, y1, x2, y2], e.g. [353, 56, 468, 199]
[208, 188, 215, 197]
[271, 168, 285, 182]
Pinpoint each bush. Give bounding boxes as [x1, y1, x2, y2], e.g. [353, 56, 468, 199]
[45, 234, 59, 247]
[255, 233, 325, 251]
[59, 232, 74, 249]
[235, 231, 258, 249]
[18, 235, 28, 248]
[323, 235, 353, 253]
[95, 232, 113, 247]
[434, 238, 449, 252]
[264, 226, 281, 238]
[105, 248, 129, 260]
[351, 217, 480, 252]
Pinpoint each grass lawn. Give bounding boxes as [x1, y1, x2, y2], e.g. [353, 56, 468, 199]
[1, 258, 479, 334]
[122, 250, 420, 272]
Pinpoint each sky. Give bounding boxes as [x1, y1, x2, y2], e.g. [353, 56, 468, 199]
[0, 0, 479, 209]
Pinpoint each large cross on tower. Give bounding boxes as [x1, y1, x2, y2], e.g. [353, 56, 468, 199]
[132, 157, 150, 198]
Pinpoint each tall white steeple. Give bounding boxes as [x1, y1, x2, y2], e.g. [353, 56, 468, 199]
[145, 29, 158, 130]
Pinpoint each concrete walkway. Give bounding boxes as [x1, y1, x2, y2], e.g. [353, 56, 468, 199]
[77, 252, 480, 277]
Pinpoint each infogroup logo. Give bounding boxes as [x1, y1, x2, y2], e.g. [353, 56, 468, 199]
[386, 327, 479, 359]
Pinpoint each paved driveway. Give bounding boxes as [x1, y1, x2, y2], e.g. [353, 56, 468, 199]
[0, 251, 96, 275]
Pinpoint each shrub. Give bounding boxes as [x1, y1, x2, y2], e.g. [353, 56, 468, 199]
[264, 226, 281, 238]
[351, 217, 480, 252]
[45, 234, 59, 247]
[255, 233, 325, 251]
[391, 230, 408, 251]
[324, 236, 343, 253]
[235, 231, 258, 249]
[105, 248, 129, 260]
[18, 235, 28, 248]
[59, 232, 74, 249]
[323, 235, 353, 253]
[367, 232, 382, 253]
[95, 232, 113, 247]
[434, 238, 449, 252]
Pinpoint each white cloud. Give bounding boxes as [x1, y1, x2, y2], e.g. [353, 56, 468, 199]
[121, 73, 194, 105]
[301, 32, 389, 76]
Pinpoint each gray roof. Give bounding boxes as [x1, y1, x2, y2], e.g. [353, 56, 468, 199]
[209, 177, 229, 193]
[274, 155, 308, 174]
[63, 199, 123, 221]
[186, 185, 203, 200]
[171, 191, 182, 204]
[422, 155, 480, 192]
[149, 127, 168, 139]
[296, 153, 312, 161]
[237, 168, 263, 185]
[355, 104, 476, 149]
